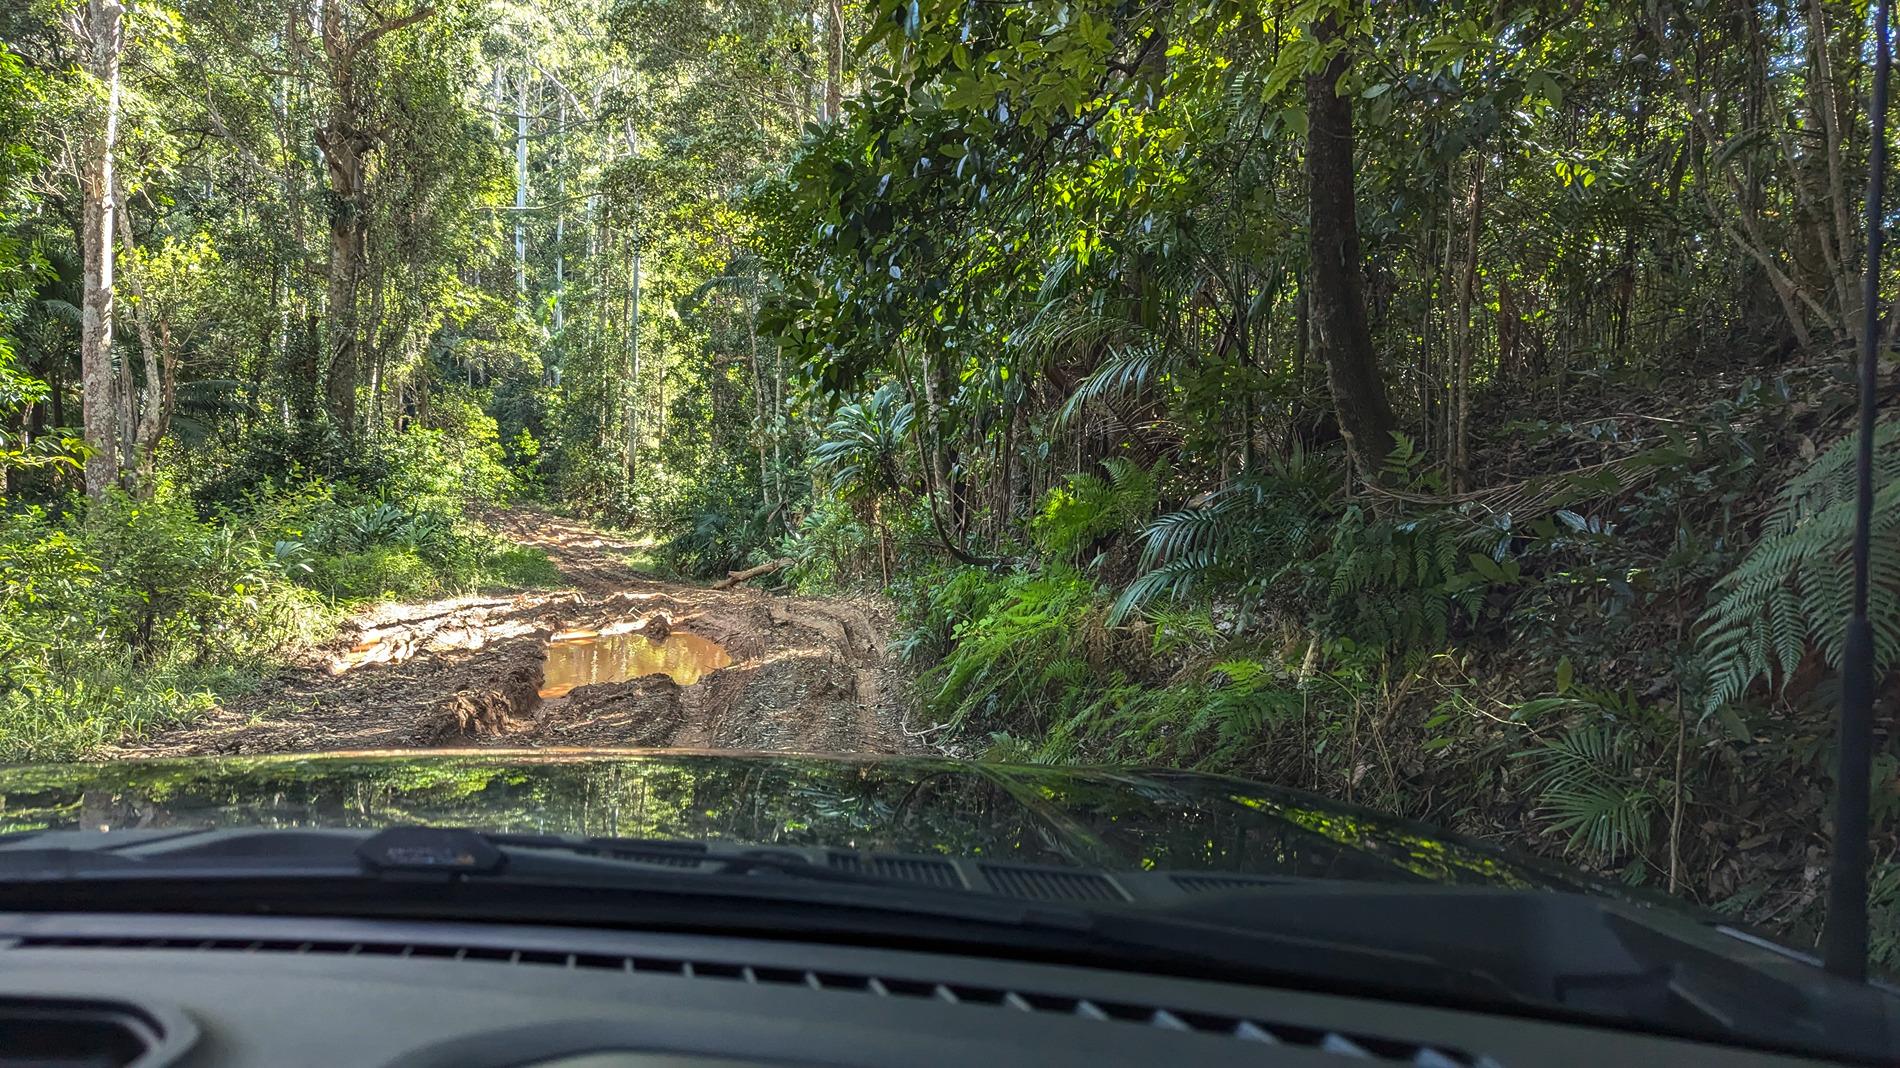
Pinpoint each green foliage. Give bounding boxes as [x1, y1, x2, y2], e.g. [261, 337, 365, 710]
[1308, 507, 1472, 653]
[1112, 452, 1481, 656]
[781, 495, 877, 592]
[1520, 722, 1662, 864]
[918, 566, 1111, 729]
[897, 564, 1301, 768]
[1112, 451, 1340, 623]
[0, 488, 330, 761]
[1699, 417, 1900, 718]
[481, 545, 562, 588]
[1870, 860, 1900, 972]
[813, 384, 913, 498]
[305, 545, 439, 601]
[83, 489, 273, 654]
[658, 497, 776, 579]
[0, 450, 555, 759]
[1030, 458, 1161, 564]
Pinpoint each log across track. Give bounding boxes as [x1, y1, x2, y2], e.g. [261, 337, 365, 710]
[112, 511, 918, 757]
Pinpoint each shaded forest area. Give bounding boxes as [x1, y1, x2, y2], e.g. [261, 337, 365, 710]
[2, 0, 1898, 962]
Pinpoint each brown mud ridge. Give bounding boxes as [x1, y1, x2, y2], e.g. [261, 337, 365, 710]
[111, 511, 918, 757]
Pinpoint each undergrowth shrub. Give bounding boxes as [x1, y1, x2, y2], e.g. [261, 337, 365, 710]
[659, 494, 777, 579]
[0, 487, 331, 761]
[896, 564, 1302, 768]
[782, 495, 877, 591]
[0, 431, 554, 760]
[305, 545, 440, 600]
[189, 401, 517, 520]
[1030, 457, 1161, 568]
[1114, 442, 1484, 655]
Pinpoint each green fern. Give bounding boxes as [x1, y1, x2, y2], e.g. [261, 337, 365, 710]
[1030, 458, 1164, 563]
[1111, 452, 1477, 655]
[1698, 416, 1900, 718]
[1110, 452, 1341, 623]
[1055, 340, 1174, 425]
[1521, 722, 1660, 862]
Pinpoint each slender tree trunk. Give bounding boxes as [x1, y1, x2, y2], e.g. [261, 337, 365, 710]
[1806, 0, 1859, 336]
[748, 294, 769, 508]
[515, 67, 529, 298]
[1290, 276, 1309, 437]
[825, 0, 844, 121]
[114, 181, 165, 491]
[629, 245, 640, 465]
[74, 0, 127, 498]
[553, 94, 565, 336]
[318, 122, 367, 429]
[773, 340, 786, 506]
[114, 301, 134, 479]
[621, 83, 644, 478]
[1304, 9, 1396, 476]
[1452, 154, 1483, 491]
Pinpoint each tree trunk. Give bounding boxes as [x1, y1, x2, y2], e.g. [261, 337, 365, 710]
[113, 180, 166, 491]
[515, 67, 529, 298]
[74, 0, 127, 499]
[314, 0, 434, 432]
[1304, 9, 1397, 477]
[712, 557, 793, 590]
[318, 104, 368, 430]
[824, 0, 844, 121]
[553, 94, 565, 337]
[1452, 154, 1483, 491]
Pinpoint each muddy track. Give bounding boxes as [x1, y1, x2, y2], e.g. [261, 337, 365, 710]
[111, 511, 919, 758]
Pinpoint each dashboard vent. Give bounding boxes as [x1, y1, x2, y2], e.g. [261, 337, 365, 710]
[1170, 874, 1279, 893]
[826, 853, 964, 888]
[978, 864, 1127, 902]
[14, 935, 1489, 1065]
[596, 851, 703, 868]
[568, 844, 706, 869]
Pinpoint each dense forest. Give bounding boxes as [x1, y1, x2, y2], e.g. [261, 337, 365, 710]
[2, 0, 1897, 962]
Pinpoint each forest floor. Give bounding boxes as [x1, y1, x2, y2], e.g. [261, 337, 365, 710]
[109, 510, 920, 758]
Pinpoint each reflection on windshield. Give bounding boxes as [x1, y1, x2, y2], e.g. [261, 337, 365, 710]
[0, 755, 1589, 889]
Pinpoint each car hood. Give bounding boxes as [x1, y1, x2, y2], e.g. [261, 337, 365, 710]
[0, 749, 1610, 893]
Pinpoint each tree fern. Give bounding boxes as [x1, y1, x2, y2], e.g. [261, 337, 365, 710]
[1699, 416, 1900, 717]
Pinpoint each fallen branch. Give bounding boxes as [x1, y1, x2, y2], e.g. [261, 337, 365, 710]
[713, 557, 793, 589]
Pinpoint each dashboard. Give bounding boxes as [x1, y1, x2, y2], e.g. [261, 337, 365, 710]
[0, 910, 1850, 1067]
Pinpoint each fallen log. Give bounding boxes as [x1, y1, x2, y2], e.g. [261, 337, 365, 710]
[713, 557, 793, 590]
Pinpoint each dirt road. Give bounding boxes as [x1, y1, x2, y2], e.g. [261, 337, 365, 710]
[113, 511, 919, 757]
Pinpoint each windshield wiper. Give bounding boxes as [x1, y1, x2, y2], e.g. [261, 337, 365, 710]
[479, 830, 920, 887]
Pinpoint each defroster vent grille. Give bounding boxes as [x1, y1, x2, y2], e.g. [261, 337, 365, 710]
[14, 935, 1494, 1066]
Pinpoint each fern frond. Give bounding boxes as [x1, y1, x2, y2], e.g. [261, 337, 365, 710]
[1698, 417, 1900, 714]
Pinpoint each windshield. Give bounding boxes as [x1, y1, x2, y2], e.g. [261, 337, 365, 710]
[0, 0, 1895, 1039]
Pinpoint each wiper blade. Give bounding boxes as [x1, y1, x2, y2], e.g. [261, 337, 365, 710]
[479, 830, 908, 887]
